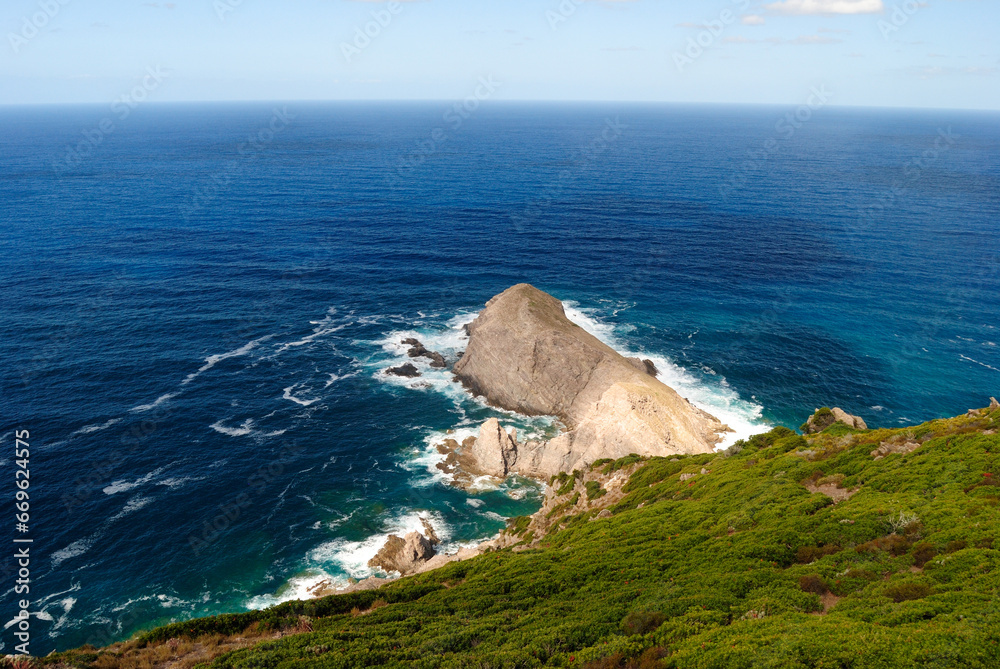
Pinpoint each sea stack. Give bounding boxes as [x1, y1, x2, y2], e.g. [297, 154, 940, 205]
[450, 284, 728, 479]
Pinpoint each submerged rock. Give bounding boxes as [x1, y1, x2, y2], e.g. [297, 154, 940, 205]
[385, 363, 421, 378]
[402, 337, 447, 368]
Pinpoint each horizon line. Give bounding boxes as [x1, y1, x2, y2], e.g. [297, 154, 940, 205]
[1, 99, 998, 113]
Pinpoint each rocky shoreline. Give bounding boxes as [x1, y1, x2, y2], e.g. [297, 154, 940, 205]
[342, 284, 749, 593]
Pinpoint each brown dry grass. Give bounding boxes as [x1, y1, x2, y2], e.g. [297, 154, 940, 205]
[80, 626, 281, 669]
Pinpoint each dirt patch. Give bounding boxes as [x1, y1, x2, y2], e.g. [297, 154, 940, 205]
[811, 592, 841, 615]
[804, 482, 856, 503]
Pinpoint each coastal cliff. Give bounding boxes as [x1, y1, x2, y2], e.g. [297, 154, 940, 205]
[57, 402, 1000, 669]
[449, 284, 729, 480]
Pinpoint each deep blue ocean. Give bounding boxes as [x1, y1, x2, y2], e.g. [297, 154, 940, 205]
[1, 102, 998, 654]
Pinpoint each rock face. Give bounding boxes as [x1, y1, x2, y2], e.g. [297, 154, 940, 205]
[455, 418, 519, 478]
[991, 397, 999, 410]
[368, 531, 437, 576]
[803, 407, 868, 434]
[450, 284, 728, 479]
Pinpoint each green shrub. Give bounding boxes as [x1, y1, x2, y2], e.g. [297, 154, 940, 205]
[586, 480, 607, 501]
[621, 610, 666, 636]
[799, 574, 828, 595]
[884, 582, 933, 603]
[51, 411, 1000, 669]
[796, 544, 841, 564]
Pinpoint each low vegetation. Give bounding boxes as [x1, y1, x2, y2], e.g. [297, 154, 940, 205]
[43, 405, 1000, 668]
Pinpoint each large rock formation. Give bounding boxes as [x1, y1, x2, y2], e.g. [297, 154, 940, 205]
[457, 418, 519, 478]
[449, 284, 728, 479]
[368, 530, 437, 576]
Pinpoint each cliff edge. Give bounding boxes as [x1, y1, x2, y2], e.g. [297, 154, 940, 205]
[450, 284, 728, 478]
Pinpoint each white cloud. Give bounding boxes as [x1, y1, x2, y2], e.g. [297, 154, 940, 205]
[741, 14, 766, 25]
[763, 0, 884, 15]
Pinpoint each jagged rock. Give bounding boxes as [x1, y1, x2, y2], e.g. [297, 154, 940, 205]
[454, 418, 519, 479]
[871, 439, 921, 460]
[451, 284, 727, 479]
[402, 338, 446, 368]
[991, 397, 999, 410]
[368, 531, 436, 576]
[421, 518, 440, 546]
[803, 407, 868, 433]
[308, 576, 389, 598]
[627, 357, 659, 377]
[386, 363, 420, 378]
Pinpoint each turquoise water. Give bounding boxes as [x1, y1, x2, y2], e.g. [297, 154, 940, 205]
[0, 102, 998, 653]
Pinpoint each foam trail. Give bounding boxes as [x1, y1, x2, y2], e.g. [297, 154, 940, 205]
[246, 511, 452, 610]
[183, 335, 275, 385]
[282, 384, 320, 407]
[960, 354, 1000, 373]
[274, 309, 351, 354]
[131, 392, 179, 413]
[104, 467, 165, 495]
[72, 418, 123, 436]
[210, 419, 256, 437]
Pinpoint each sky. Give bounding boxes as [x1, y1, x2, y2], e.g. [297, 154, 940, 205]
[1, 0, 997, 109]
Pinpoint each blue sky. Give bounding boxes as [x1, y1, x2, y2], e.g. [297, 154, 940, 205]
[1, 0, 997, 108]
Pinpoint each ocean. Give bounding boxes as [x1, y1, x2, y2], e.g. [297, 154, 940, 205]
[1, 101, 998, 654]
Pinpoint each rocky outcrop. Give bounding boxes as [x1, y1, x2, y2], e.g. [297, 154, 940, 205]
[803, 407, 867, 434]
[386, 363, 420, 378]
[402, 338, 446, 368]
[368, 531, 437, 576]
[449, 284, 727, 479]
[991, 397, 999, 410]
[871, 438, 921, 460]
[453, 418, 519, 478]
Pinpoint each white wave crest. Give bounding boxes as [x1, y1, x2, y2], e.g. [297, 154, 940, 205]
[72, 418, 123, 436]
[104, 468, 165, 495]
[210, 418, 256, 437]
[282, 384, 320, 407]
[183, 335, 275, 385]
[130, 392, 179, 413]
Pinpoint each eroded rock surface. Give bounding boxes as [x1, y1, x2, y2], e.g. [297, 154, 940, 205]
[368, 531, 436, 576]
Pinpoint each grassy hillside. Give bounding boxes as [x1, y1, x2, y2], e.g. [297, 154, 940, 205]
[45, 405, 1000, 669]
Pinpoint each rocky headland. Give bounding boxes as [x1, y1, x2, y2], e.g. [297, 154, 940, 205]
[443, 283, 730, 482]
[364, 283, 736, 579]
